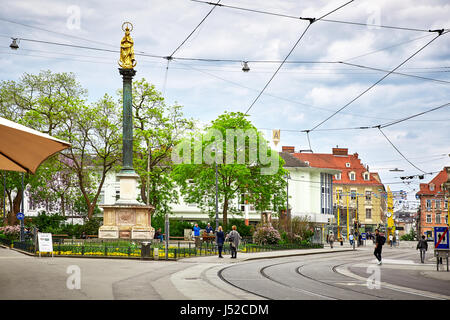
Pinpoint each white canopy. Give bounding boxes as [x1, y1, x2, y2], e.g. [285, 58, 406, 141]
[0, 117, 71, 173]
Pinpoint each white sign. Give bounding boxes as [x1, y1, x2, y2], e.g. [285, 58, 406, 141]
[38, 233, 53, 253]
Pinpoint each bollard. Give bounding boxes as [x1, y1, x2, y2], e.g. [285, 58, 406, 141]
[153, 247, 159, 260]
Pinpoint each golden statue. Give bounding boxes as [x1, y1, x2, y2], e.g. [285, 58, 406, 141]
[119, 22, 136, 69]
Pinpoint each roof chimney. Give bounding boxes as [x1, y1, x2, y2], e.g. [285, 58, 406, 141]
[354, 152, 358, 159]
[332, 147, 348, 156]
[282, 146, 295, 153]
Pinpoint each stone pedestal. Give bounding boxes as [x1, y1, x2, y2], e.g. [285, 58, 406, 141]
[99, 169, 155, 240]
[99, 204, 154, 240]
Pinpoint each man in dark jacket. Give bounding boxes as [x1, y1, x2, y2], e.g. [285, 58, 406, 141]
[416, 235, 428, 263]
[374, 229, 384, 265]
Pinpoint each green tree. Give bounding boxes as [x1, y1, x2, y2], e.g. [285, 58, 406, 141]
[172, 111, 287, 230]
[129, 79, 194, 218]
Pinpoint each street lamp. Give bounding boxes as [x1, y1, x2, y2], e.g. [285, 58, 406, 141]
[285, 172, 291, 234]
[10, 38, 19, 50]
[242, 61, 250, 72]
[212, 146, 219, 231]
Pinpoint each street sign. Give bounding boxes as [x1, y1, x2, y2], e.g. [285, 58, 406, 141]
[361, 233, 366, 240]
[16, 212, 24, 220]
[434, 227, 449, 249]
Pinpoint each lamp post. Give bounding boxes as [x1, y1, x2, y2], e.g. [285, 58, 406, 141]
[212, 146, 219, 231]
[285, 173, 291, 234]
[20, 173, 24, 242]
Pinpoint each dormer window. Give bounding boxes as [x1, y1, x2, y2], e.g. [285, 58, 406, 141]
[349, 172, 356, 181]
[429, 183, 435, 191]
[363, 172, 370, 181]
[335, 173, 341, 180]
[345, 163, 351, 168]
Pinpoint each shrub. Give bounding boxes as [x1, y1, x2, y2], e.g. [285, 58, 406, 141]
[253, 224, 281, 245]
[0, 225, 21, 240]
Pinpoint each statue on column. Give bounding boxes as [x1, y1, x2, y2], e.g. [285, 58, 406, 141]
[119, 22, 136, 69]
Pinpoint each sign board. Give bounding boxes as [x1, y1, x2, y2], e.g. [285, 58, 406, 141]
[38, 233, 53, 254]
[434, 227, 449, 249]
[361, 233, 366, 240]
[16, 212, 24, 220]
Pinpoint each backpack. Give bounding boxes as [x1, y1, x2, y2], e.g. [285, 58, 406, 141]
[379, 235, 386, 246]
[228, 232, 235, 242]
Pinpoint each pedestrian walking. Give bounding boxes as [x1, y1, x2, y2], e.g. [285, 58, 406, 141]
[215, 226, 225, 258]
[329, 232, 335, 249]
[389, 234, 393, 248]
[374, 229, 385, 265]
[226, 225, 241, 259]
[416, 235, 428, 263]
[349, 233, 354, 246]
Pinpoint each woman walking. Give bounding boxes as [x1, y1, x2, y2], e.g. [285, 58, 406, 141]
[216, 226, 225, 258]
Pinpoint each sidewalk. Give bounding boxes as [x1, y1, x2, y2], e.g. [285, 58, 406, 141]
[178, 245, 355, 263]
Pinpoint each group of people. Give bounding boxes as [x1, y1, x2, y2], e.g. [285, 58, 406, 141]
[193, 223, 241, 259]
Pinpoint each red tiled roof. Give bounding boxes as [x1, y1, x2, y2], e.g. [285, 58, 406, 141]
[293, 152, 383, 186]
[416, 169, 448, 196]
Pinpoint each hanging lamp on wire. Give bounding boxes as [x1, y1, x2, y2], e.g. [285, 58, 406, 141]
[242, 61, 250, 72]
[10, 38, 19, 50]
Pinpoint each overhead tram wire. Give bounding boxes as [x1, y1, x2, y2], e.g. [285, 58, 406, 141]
[244, 0, 355, 115]
[169, 0, 221, 58]
[338, 61, 450, 85]
[377, 127, 428, 174]
[191, 0, 445, 33]
[308, 30, 448, 132]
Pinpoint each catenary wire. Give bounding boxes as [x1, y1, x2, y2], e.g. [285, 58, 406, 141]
[169, 0, 221, 58]
[191, 0, 445, 33]
[309, 31, 447, 131]
[244, 0, 354, 115]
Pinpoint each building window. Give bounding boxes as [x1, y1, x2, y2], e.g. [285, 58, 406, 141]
[336, 190, 342, 201]
[349, 172, 356, 181]
[115, 190, 120, 201]
[446, 215, 448, 225]
[365, 191, 372, 202]
[363, 172, 370, 181]
[429, 184, 435, 191]
[426, 199, 431, 211]
[435, 200, 441, 209]
[436, 214, 441, 224]
[320, 173, 333, 215]
[351, 190, 356, 201]
[445, 200, 448, 209]
[426, 215, 432, 223]
[346, 163, 351, 168]
[335, 173, 341, 180]
[366, 208, 372, 219]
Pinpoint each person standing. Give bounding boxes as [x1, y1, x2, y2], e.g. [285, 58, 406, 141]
[416, 235, 428, 263]
[349, 233, 354, 246]
[205, 223, 213, 234]
[389, 234, 393, 248]
[193, 223, 201, 248]
[226, 225, 241, 259]
[215, 226, 225, 258]
[329, 232, 335, 249]
[374, 229, 385, 265]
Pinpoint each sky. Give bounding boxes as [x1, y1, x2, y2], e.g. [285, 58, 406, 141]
[1, 0, 449, 199]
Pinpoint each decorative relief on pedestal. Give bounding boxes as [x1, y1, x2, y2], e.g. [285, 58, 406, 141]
[118, 209, 135, 225]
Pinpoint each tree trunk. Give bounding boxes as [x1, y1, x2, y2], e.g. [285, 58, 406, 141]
[222, 197, 229, 230]
[8, 191, 22, 225]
